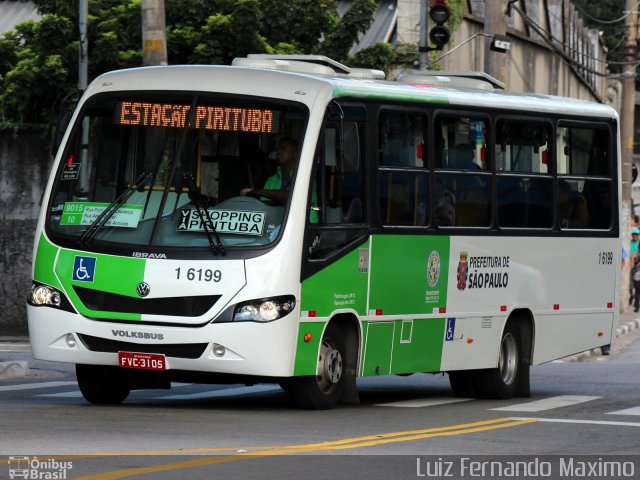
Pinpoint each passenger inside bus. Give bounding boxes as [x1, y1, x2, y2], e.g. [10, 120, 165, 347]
[240, 137, 298, 201]
[240, 137, 319, 223]
[448, 143, 489, 226]
[558, 179, 589, 228]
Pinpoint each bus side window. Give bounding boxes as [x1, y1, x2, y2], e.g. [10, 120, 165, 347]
[496, 121, 553, 229]
[378, 112, 428, 226]
[557, 125, 612, 230]
[435, 116, 490, 227]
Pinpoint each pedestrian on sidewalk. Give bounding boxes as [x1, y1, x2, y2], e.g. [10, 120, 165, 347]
[632, 251, 640, 314]
[630, 229, 640, 305]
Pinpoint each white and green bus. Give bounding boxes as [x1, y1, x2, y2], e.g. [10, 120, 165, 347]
[28, 55, 620, 409]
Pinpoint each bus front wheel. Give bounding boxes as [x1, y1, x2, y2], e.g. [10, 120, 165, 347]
[76, 364, 131, 404]
[288, 323, 346, 409]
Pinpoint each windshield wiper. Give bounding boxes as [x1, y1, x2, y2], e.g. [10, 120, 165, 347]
[78, 171, 152, 246]
[148, 95, 198, 247]
[183, 173, 225, 256]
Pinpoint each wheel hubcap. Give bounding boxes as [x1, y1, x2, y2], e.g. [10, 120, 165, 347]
[499, 332, 518, 385]
[317, 337, 343, 393]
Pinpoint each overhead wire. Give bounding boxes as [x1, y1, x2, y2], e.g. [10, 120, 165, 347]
[511, 4, 640, 79]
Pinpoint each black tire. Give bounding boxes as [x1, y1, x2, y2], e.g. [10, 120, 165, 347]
[287, 323, 346, 409]
[448, 370, 477, 398]
[473, 322, 521, 399]
[76, 364, 131, 405]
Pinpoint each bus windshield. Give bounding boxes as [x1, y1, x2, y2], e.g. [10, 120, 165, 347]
[46, 93, 308, 251]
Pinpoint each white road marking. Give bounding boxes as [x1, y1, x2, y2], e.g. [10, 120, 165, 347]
[36, 391, 84, 398]
[156, 384, 282, 400]
[375, 397, 473, 408]
[606, 406, 640, 416]
[0, 381, 77, 392]
[511, 417, 640, 427]
[491, 395, 601, 412]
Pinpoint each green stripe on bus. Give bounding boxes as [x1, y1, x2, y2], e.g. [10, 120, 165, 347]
[361, 318, 445, 376]
[369, 235, 450, 315]
[332, 84, 450, 104]
[55, 250, 146, 321]
[34, 234, 62, 289]
[293, 321, 326, 376]
[300, 240, 369, 317]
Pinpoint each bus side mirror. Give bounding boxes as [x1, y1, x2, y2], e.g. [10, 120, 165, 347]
[51, 89, 83, 158]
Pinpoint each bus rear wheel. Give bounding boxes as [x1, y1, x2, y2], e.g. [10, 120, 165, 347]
[474, 322, 521, 399]
[288, 323, 346, 409]
[76, 364, 131, 404]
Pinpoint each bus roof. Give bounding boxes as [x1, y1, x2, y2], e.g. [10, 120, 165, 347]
[87, 64, 618, 121]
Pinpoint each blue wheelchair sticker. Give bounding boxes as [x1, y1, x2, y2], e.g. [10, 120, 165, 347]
[72, 256, 96, 282]
[445, 318, 456, 341]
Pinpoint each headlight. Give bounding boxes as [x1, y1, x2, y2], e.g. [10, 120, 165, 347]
[28, 282, 75, 312]
[30, 285, 61, 306]
[233, 296, 295, 322]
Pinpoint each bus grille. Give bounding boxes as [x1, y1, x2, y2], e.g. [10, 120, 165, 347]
[78, 334, 208, 359]
[73, 286, 220, 316]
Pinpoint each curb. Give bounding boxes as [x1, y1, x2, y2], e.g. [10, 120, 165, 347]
[0, 360, 30, 380]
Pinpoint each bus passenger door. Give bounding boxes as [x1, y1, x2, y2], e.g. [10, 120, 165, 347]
[300, 118, 369, 319]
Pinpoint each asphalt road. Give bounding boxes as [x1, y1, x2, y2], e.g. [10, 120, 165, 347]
[1, 325, 639, 479]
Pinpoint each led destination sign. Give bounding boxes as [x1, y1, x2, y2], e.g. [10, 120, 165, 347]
[115, 101, 279, 133]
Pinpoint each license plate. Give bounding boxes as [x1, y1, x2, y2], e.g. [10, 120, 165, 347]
[118, 351, 166, 371]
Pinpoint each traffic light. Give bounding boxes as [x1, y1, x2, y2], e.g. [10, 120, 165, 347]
[429, 0, 451, 50]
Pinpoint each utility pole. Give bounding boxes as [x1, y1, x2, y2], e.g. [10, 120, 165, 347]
[483, 0, 507, 83]
[620, 0, 637, 313]
[78, 0, 88, 89]
[418, 0, 429, 69]
[141, 0, 168, 66]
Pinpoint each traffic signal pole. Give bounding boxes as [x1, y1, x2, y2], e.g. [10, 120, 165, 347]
[419, 0, 429, 69]
[483, 0, 507, 84]
[419, 0, 452, 69]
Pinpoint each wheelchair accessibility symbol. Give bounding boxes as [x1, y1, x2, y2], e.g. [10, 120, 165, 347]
[72, 256, 96, 282]
[445, 318, 456, 341]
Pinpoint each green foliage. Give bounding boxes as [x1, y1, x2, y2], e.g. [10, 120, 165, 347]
[0, 15, 75, 126]
[353, 42, 420, 74]
[1, 0, 382, 130]
[348, 42, 395, 75]
[321, 0, 376, 62]
[260, 0, 338, 53]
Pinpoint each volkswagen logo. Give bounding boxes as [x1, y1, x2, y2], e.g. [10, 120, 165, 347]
[136, 282, 150, 298]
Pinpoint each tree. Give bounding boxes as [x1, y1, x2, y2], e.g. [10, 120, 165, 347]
[321, 0, 376, 61]
[0, 0, 378, 130]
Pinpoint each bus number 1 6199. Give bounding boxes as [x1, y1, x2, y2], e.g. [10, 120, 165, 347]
[598, 251, 613, 265]
[175, 267, 222, 282]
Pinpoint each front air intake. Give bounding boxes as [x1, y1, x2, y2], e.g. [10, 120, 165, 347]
[73, 286, 220, 316]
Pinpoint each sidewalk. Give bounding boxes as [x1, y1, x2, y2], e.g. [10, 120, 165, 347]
[0, 338, 74, 380]
[2, 312, 639, 380]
